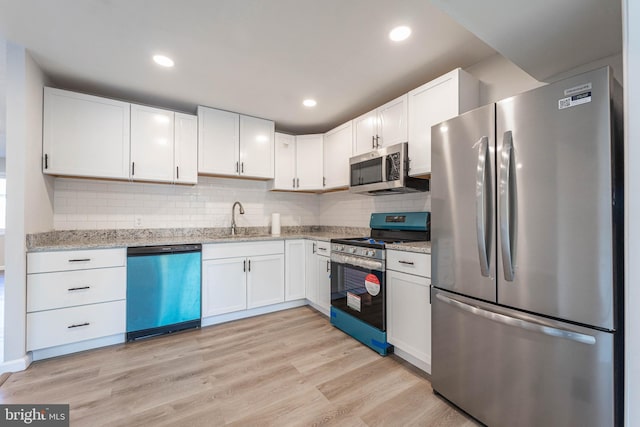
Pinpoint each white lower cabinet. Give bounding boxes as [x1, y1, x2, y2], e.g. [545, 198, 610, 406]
[316, 252, 331, 314]
[247, 254, 285, 309]
[285, 240, 306, 301]
[202, 241, 285, 318]
[305, 241, 318, 305]
[201, 257, 248, 317]
[305, 240, 331, 315]
[27, 301, 126, 351]
[387, 250, 432, 373]
[26, 248, 127, 355]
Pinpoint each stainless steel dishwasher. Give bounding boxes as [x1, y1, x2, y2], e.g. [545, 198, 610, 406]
[126, 244, 201, 341]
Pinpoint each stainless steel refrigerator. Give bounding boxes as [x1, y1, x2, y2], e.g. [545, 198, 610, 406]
[430, 67, 623, 427]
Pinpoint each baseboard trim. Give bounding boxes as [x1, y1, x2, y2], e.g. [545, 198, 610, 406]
[202, 300, 308, 327]
[392, 347, 431, 374]
[0, 353, 33, 374]
[31, 334, 125, 361]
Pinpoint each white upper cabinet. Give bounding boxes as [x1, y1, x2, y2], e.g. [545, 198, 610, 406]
[295, 134, 323, 190]
[377, 94, 408, 148]
[353, 109, 378, 155]
[273, 133, 297, 190]
[198, 106, 274, 179]
[43, 87, 130, 180]
[198, 106, 240, 176]
[130, 104, 175, 183]
[271, 133, 323, 191]
[174, 112, 198, 184]
[408, 68, 479, 176]
[323, 121, 353, 190]
[353, 94, 408, 155]
[240, 115, 275, 179]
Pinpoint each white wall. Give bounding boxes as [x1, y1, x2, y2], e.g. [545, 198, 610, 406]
[4, 43, 51, 365]
[623, 1, 639, 425]
[465, 52, 624, 107]
[54, 176, 319, 230]
[319, 190, 430, 228]
[53, 176, 430, 231]
[465, 53, 545, 105]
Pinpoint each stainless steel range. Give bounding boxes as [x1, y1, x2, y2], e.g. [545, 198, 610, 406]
[330, 211, 430, 355]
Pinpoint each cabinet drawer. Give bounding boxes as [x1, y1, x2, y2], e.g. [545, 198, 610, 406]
[203, 240, 284, 260]
[28, 248, 126, 274]
[387, 250, 431, 277]
[27, 300, 126, 351]
[315, 240, 331, 256]
[27, 267, 126, 312]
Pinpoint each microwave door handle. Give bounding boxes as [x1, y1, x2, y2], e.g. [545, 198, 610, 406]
[499, 131, 517, 281]
[475, 136, 491, 277]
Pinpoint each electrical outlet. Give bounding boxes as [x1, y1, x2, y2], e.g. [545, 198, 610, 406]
[134, 215, 143, 227]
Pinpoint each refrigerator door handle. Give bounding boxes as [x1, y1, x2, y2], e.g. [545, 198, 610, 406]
[475, 136, 491, 277]
[499, 130, 516, 281]
[435, 293, 596, 345]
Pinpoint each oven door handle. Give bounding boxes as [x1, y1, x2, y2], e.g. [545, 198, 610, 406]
[331, 253, 384, 271]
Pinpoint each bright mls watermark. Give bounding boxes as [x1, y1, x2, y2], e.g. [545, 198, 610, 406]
[0, 405, 69, 426]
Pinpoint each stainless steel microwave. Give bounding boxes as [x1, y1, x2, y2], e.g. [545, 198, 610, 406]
[349, 142, 429, 195]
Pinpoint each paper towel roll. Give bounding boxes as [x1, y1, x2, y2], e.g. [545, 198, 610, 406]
[271, 213, 281, 235]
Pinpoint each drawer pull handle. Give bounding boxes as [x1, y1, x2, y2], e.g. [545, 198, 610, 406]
[398, 260, 415, 265]
[318, 247, 327, 252]
[68, 322, 90, 329]
[68, 286, 91, 291]
[68, 258, 91, 263]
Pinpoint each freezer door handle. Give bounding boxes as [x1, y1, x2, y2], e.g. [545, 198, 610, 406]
[499, 131, 517, 281]
[435, 292, 596, 345]
[475, 136, 491, 277]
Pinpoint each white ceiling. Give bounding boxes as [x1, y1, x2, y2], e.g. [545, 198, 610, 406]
[430, 0, 622, 82]
[0, 0, 497, 134]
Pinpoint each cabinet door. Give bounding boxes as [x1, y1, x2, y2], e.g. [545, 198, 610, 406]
[285, 240, 306, 301]
[198, 106, 240, 176]
[377, 94, 408, 148]
[408, 69, 478, 176]
[130, 104, 174, 182]
[174, 112, 198, 184]
[323, 121, 352, 190]
[43, 88, 130, 179]
[305, 241, 318, 304]
[295, 134, 324, 190]
[273, 133, 297, 190]
[316, 254, 331, 314]
[247, 254, 285, 309]
[387, 270, 431, 368]
[352, 109, 378, 156]
[240, 115, 274, 179]
[202, 258, 247, 317]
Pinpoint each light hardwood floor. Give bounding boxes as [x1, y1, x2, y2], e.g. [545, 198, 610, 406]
[0, 307, 479, 426]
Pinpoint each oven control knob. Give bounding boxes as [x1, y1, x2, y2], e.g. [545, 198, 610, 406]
[366, 249, 375, 257]
[348, 247, 356, 254]
[336, 245, 344, 252]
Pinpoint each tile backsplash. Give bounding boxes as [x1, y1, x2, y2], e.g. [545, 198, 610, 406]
[53, 177, 431, 230]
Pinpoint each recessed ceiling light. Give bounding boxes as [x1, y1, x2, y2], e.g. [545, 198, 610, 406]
[389, 26, 411, 42]
[153, 54, 174, 67]
[303, 99, 317, 107]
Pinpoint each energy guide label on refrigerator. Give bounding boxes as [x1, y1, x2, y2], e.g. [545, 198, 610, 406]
[558, 91, 592, 110]
[347, 292, 361, 312]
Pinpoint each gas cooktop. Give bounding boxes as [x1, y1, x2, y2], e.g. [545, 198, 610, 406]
[330, 211, 431, 259]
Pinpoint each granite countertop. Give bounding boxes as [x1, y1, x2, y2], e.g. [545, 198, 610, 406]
[26, 226, 369, 252]
[385, 241, 431, 254]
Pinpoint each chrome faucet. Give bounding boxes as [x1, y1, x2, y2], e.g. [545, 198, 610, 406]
[231, 201, 245, 236]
